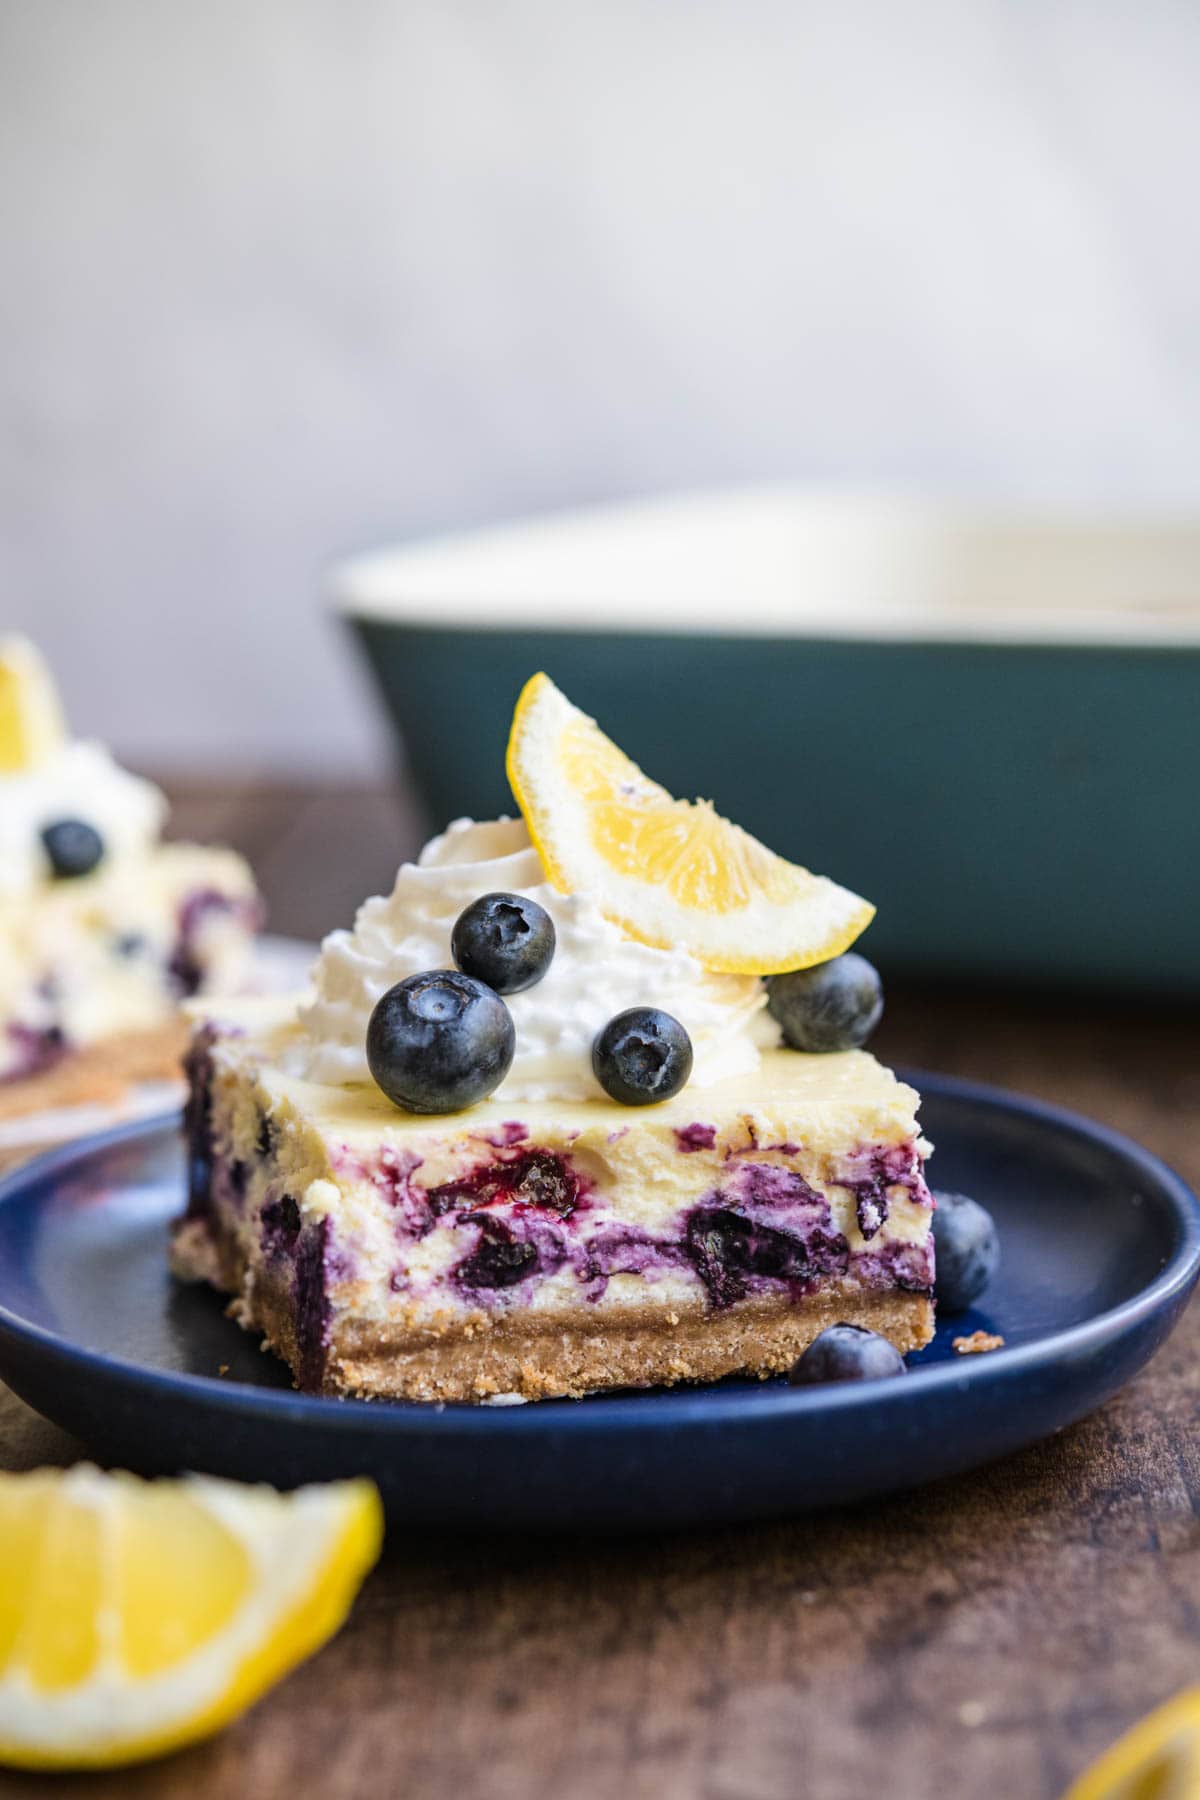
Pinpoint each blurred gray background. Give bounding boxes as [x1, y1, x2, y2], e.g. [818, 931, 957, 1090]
[2, 0, 1199, 775]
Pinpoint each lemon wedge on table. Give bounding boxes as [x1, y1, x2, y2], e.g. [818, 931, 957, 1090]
[0, 1466, 383, 1771]
[1062, 1688, 1200, 1799]
[506, 671, 874, 976]
[0, 637, 66, 773]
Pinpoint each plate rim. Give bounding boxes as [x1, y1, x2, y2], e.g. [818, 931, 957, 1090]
[0, 1067, 1197, 1437]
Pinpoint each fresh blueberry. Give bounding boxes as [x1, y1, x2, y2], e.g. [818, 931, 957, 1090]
[766, 953, 883, 1053]
[788, 1322, 906, 1385]
[932, 1190, 999, 1313]
[592, 1007, 693, 1105]
[366, 970, 515, 1114]
[41, 818, 105, 880]
[451, 891, 556, 994]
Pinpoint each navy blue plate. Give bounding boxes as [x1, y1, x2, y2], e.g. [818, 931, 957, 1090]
[0, 1071, 1196, 1530]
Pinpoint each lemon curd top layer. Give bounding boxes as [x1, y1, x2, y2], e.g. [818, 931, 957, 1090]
[209, 994, 922, 1162]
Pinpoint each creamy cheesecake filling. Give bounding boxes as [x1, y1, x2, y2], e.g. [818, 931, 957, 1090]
[178, 1014, 933, 1394]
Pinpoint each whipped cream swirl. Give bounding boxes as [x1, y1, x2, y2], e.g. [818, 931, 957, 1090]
[295, 817, 774, 1102]
[0, 742, 167, 897]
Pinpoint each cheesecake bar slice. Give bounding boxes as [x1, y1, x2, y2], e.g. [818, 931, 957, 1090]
[173, 1001, 933, 1402]
[0, 844, 260, 1103]
[0, 635, 262, 1106]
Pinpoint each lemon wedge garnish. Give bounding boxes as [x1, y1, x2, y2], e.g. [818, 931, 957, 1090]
[505, 672, 874, 976]
[0, 637, 66, 773]
[0, 1466, 382, 1770]
[1061, 1688, 1200, 1799]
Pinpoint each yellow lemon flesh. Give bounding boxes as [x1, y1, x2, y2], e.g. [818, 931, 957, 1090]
[1062, 1688, 1200, 1800]
[506, 672, 874, 976]
[0, 637, 66, 773]
[0, 1466, 383, 1771]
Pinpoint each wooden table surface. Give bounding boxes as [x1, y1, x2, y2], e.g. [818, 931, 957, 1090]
[2, 782, 1198, 1800]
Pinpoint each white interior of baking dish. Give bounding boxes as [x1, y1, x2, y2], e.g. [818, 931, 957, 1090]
[332, 489, 1200, 645]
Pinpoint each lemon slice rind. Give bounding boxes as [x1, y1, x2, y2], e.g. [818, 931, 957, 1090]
[1061, 1687, 1200, 1799]
[506, 672, 874, 977]
[0, 637, 66, 774]
[0, 1467, 382, 1772]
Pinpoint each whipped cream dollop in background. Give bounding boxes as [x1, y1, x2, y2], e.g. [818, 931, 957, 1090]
[295, 817, 777, 1102]
[0, 742, 168, 898]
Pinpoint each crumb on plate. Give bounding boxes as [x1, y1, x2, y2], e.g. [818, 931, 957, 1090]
[953, 1330, 1005, 1355]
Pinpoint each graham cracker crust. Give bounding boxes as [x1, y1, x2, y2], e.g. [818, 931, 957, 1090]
[324, 1289, 933, 1403]
[173, 1212, 934, 1404]
[0, 1020, 189, 1122]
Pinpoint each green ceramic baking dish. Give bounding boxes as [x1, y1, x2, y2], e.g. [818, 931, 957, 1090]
[334, 490, 1200, 994]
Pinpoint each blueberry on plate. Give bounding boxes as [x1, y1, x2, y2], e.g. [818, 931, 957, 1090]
[767, 953, 883, 1053]
[451, 891, 555, 994]
[592, 1007, 693, 1106]
[366, 970, 515, 1114]
[932, 1190, 999, 1313]
[788, 1323, 906, 1385]
[41, 819, 105, 880]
